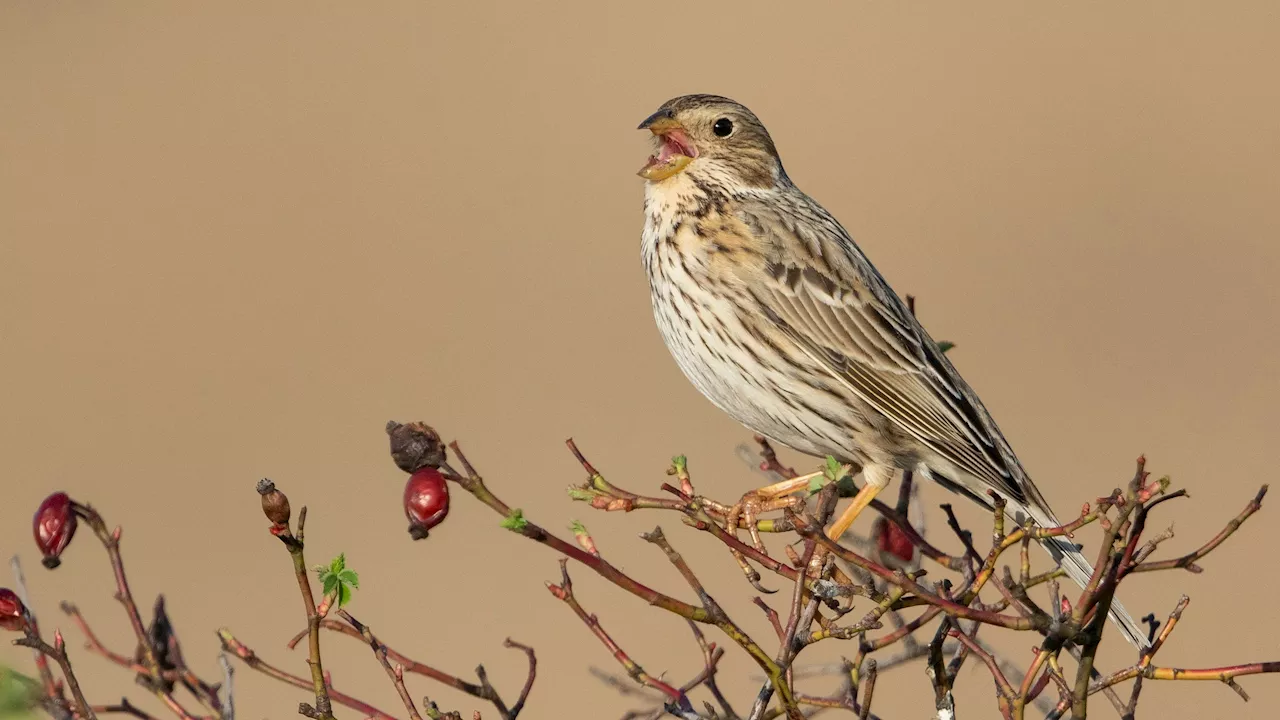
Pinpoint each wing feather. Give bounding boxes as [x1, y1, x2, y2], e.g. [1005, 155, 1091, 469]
[739, 200, 1025, 503]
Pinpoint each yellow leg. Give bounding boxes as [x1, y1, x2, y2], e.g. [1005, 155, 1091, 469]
[825, 464, 894, 541]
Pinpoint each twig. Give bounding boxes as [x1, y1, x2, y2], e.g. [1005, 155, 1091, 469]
[948, 626, 1014, 719]
[258, 481, 333, 720]
[60, 603, 153, 675]
[58, 603, 207, 720]
[640, 527, 797, 718]
[288, 621, 484, 696]
[544, 560, 697, 718]
[94, 698, 161, 720]
[217, 654, 234, 720]
[337, 610, 422, 720]
[217, 629, 395, 720]
[10, 556, 66, 713]
[857, 660, 877, 720]
[1128, 485, 1267, 574]
[14, 628, 96, 720]
[502, 639, 537, 718]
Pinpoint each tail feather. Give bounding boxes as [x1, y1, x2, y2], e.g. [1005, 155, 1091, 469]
[1012, 499, 1151, 649]
[1040, 534, 1151, 649]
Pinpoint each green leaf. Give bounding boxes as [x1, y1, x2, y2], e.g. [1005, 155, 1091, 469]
[807, 474, 827, 494]
[569, 520, 588, 535]
[670, 455, 687, 472]
[567, 487, 596, 501]
[330, 553, 346, 574]
[322, 574, 339, 597]
[500, 508, 528, 532]
[338, 569, 359, 588]
[338, 582, 352, 607]
[0, 666, 40, 719]
[937, 341, 955, 354]
[824, 456, 840, 479]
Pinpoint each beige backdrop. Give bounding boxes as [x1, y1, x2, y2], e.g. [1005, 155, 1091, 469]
[3, 3, 1279, 719]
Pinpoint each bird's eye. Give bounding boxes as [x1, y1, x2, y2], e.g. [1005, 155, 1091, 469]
[712, 117, 734, 137]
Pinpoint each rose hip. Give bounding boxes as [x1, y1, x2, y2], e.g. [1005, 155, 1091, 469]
[404, 467, 450, 539]
[34, 492, 78, 569]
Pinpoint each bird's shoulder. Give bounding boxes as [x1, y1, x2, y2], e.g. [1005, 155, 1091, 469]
[709, 188, 916, 328]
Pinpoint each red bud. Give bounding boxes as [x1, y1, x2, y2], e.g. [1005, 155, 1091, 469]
[34, 492, 78, 569]
[405, 467, 450, 539]
[0, 588, 28, 632]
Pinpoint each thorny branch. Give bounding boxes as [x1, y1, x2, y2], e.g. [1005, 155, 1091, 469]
[421, 419, 1275, 720]
[7, 416, 1277, 720]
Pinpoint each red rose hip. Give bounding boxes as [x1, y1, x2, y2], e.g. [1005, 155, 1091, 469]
[404, 467, 449, 540]
[34, 492, 78, 569]
[0, 588, 27, 632]
[873, 516, 917, 569]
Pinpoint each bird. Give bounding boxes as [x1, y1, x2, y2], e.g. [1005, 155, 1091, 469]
[635, 93, 1149, 649]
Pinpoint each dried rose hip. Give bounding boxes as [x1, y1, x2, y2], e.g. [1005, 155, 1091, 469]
[0, 588, 27, 632]
[34, 492, 78, 569]
[256, 478, 291, 528]
[386, 421, 447, 473]
[404, 467, 449, 539]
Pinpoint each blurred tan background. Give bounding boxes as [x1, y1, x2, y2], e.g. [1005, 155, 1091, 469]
[3, 2, 1279, 719]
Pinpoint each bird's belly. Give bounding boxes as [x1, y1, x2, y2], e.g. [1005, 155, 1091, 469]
[648, 262, 859, 462]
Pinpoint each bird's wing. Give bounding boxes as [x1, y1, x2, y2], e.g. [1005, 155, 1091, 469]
[730, 195, 1028, 505]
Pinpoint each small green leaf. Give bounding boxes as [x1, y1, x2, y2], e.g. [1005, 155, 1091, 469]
[807, 474, 827, 494]
[937, 341, 955, 354]
[670, 455, 687, 472]
[569, 520, 588, 535]
[567, 487, 596, 501]
[501, 508, 528, 532]
[338, 582, 352, 607]
[824, 456, 840, 479]
[338, 569, 359, 588]
[331, 553, 346, 574]
[322, 574, 339, 597]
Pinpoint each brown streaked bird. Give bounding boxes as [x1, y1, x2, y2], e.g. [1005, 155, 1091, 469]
[636, 94, 1149, 648]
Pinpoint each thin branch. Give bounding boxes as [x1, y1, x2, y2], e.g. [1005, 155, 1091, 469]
[14, 629, 96, 720]
[288, 620, 484, 696]
[217, 654, 235, 720]
[258, 480, 333, 720]
[544, 560, 697, 719]
[217, 628, 395, 720]
[640, 527, 797, 718]
[10, 556, 64, 714]
[94, 698, 161, 720]
[1128, 485, 1267, 574]
[337, 610, 422, 720]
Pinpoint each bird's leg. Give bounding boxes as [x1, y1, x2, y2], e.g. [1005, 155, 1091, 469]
[717, 471, 821, 592]
[826, 464, 895, 542]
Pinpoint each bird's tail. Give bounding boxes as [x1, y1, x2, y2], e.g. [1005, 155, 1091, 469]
[1012, 499, 1151, 649]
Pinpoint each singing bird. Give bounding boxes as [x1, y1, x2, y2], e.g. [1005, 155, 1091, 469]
[636, 93, 1148, 648]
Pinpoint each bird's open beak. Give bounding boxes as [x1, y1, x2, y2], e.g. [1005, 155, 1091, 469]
[638, 111, 697, 181]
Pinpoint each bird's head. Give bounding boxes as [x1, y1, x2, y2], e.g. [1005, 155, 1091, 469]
[637, 94, 782, 191]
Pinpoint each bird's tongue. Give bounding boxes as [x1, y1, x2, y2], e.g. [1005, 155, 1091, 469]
[641, 130, 697, 176]
[659, 130, 697, 161]
[639, 129, 697, 180]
